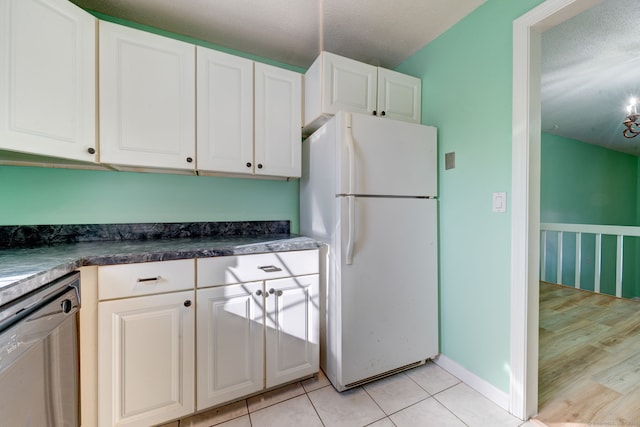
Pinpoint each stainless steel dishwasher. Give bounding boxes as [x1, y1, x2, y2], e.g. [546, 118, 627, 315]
[0, 271, 81, 426]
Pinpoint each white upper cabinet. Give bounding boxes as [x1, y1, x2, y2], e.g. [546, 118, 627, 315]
[99, 21, 196, 172]
[197, 54, 301, 178]
[376, 68, 422, 123]
[196, 47, 254, 174]
[303, 51, 421, 134]
[306, 52, 377, 121]
[0, 0, 97, 162]
[254, 63, 302, 178]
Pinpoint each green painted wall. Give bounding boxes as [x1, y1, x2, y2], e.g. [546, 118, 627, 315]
[396, 0, 545, 393]
[540, 132, 638, 225]
[0, 166, 300, 229]
[0, 15, 302, 231]
[540, 132, 640, 298]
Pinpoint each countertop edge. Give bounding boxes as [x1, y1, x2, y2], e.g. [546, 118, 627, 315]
[0, 236, 322, 307]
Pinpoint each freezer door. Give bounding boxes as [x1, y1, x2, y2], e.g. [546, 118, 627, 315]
[336, 196, 438, 387]
[336, 112, 437, 197]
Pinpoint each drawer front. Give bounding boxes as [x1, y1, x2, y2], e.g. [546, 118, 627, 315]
[98, 259, 195, 300]
[197, 250, 319, 287]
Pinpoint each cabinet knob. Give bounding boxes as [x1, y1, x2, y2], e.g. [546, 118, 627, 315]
[186, 157, 193, 163]
[184, 300, 192, 307]
[372, 110, 377, 116]
[380, 111, 386, 117]
[268, 288, 283, 297]
[255, 290, 263, 296]
[246, 162, 252, 168]
[257, 163, 263, 169]
[87, 147, 96, 155]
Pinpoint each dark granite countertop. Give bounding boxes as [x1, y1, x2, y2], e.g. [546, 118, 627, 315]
[0, 222, 321, 306]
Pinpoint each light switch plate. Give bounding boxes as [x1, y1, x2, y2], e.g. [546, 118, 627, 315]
[492, 192, 507, 213]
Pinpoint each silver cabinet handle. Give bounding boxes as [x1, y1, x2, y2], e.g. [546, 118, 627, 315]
[268, 288, 283, 297]
[137, 276, 161, 283]
[258, 265, 282, 273]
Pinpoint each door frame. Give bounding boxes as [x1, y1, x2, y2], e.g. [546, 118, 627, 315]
[509, 0, 605, 419]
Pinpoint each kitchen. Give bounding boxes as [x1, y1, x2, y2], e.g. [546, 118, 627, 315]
[1, 0, 560, 425]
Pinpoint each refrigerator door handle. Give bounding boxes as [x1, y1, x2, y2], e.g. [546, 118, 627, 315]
[345, 113, 355, 195]
[346, 195, 355, 265]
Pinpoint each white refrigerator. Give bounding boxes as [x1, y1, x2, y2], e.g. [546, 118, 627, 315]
[300, 111, 439, 391]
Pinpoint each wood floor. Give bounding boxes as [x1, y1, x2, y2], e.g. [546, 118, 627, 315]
[535, 282, 640, 427]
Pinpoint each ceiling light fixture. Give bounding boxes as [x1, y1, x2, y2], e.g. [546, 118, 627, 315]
[623, 97, 640, 138]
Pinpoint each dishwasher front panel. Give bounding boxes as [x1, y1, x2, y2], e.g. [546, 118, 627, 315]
[0, 272, 80, 426]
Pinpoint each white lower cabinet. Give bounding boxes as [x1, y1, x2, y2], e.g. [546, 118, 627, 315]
[196, 250, 320, 409]
[196, 281, 264, 409]
[96, 260, 196, 427]
[264, 275, 319, 388]
[98, 290, 195, 427]
[92, 250, 318, 426]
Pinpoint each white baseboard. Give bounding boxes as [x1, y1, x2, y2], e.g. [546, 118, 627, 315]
[434, 354, 510, 413]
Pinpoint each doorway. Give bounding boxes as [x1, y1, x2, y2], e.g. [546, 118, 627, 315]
[510, 0, 607, 419]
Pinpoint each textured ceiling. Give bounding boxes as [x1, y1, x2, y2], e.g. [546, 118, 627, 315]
[541, 0, 640, 156]
[69, 0, 485, 70]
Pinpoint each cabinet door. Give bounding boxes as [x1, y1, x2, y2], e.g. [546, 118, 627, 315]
[0, 0, 96, 162]
[196, 47, 254, 174]
[98, 290, 195, 427]
[254, 63, 302, 178]
[322, 52, 376, 116]
[376, 68, 421, 124]
[99, 21, 195, 171]
[196, 282, 264, 409]
[265, 275, 319, 388]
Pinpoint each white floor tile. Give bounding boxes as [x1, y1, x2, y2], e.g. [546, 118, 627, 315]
[405, 361, 461, 395]
[363, 373, 429, 414]
[215, 415, 252, 427]
[390, 397, 466, 427]
[180, 399, 247, 427]
[435, 383, 522, 427]
[247, 381, 305, 412]
[301, 370, 332, 393]
[366, 417, 396, 427]
[520, 420, 548, 427]
[249, 395, 323, 427]
[308, 385, 386, 427]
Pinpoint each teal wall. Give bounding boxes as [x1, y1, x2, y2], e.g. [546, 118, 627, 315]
[540, 132, 640, 298]
[0, 14, 302, 231]
[396, 0, 545, 393]
[0, 167, 299, 228]
[541, 132, 638, 225]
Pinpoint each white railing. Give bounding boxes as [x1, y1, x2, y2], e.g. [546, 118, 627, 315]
[540, 223, 640, 298]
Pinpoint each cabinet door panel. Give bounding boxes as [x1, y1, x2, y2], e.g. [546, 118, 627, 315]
[265, 275, 319, 388]
[99, 21, 195, 171]
[376, 68, 421, 124]
[0, 0, 96, 161]
[322, 53, 376, 116]
[197, 282, 264, 409]
[196, 47, 253, 174]
[98, 290, 195, 427]
[254, 63, 301, 178]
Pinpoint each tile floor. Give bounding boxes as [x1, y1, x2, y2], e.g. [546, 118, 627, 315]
[160, 361, 541, 427]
